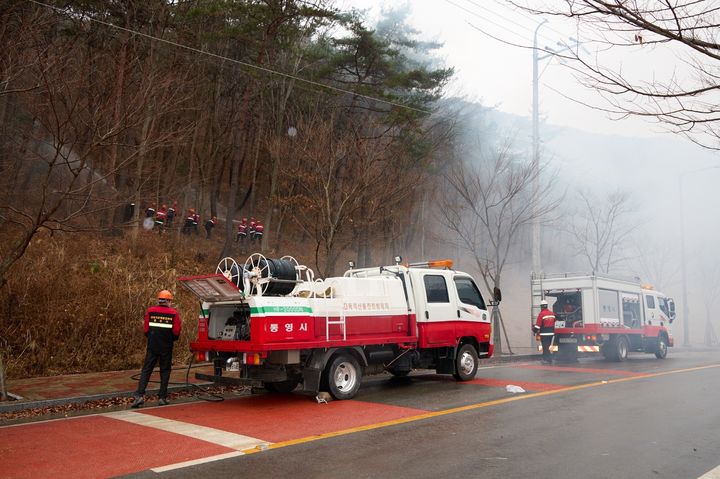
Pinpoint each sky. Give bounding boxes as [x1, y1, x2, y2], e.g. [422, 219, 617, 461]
[338, 0, 692, 139]
[338, 0, 720, 346]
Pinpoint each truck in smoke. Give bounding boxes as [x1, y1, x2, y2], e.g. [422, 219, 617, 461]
[531, 273, 676, 360]
[180, 253, 498, 399]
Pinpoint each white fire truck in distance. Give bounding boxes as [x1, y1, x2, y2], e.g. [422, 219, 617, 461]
[179, 254, 498, 400]
[531, 272, 676, 361]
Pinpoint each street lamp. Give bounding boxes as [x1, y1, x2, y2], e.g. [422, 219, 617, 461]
[679, 165, 720, 346]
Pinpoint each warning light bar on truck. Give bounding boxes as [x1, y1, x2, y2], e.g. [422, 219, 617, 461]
[408, 259, 454, 269]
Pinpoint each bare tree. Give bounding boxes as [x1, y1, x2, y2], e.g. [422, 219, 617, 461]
[440, 139, 560, 352]
[281, 111, 406, 276]
[567, 189, 636, 274]
[512, 0, 720, 148]
[631, 238, 679, 292]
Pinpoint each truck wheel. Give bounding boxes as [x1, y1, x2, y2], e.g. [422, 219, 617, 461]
[453, 344, 478, 381]
[265, 378, 300, 394]
[655, 336, 668, 359]
[615, 336, 629, 361]
[325, 354, 362, 400]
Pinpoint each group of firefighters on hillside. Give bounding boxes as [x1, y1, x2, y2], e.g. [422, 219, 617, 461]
[235, 217, 264, 244]
[145, 202, 216, 238]
[142, 202, 264, 244]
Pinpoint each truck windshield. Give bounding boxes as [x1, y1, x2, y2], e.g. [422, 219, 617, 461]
[454, 277, 486, 310]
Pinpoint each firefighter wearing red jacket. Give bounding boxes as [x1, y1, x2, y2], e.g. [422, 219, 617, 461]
[253, 220, 264, 243]
[236, 217, 248, 243]
[155, 204, 167, 232]
[533, 299, 556, 364]
[132, 290, 182, 407]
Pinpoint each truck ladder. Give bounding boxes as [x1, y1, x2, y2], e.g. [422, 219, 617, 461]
[530, 272, 544, 347]
[314, 279, 346, 341]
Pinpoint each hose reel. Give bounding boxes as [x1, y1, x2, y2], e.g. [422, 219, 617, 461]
[216, 257, 246, 291]
[216, 253, 313, 296]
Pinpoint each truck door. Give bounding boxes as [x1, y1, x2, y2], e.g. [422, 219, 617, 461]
[644, 293, 659, 324]
[420, 273, 456, 345]
[453, 276, 489, 323]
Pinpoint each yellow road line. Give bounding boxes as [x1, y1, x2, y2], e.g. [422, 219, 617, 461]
[241, 362, 720, 455]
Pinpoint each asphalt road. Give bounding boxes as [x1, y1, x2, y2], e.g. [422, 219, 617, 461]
[4, 351, 720, 479]
[125, 350, 720, 479]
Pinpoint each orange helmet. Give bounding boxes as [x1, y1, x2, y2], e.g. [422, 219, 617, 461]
[158, 290, 173, 301]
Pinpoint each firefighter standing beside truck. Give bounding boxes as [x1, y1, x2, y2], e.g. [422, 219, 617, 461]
[132, 290, 182, 408]
[534, 299, 556, 364]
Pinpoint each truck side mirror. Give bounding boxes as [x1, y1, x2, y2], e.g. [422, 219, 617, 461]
[493, 286, 502, 303]
[668, 299, 676, 322]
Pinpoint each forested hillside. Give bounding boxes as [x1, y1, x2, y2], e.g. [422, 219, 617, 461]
[0, 0, 462, 378]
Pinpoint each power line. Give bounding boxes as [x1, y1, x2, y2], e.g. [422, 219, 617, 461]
[487, 0, 569, 39]
[461, 0, 556, 44]
[443, 0, 530, 44]
[452, 0, 564, 47]
[29, 0, 434, 116]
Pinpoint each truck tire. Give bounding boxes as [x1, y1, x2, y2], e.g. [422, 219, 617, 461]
[453, 344, 479, 381]
[325, 353, 362, 400]
[265, 378, 300, 393]
[615, 336, 629, 362]
[655, 335, 668, 359]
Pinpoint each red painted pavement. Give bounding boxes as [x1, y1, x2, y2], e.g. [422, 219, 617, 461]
[516, 364, 648, 376]
[465, 377, 567, 391]
[0, 415, 232, 479]
[140, 394, 428, 443]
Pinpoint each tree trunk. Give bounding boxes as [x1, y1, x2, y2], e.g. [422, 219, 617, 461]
[0, 352, 7, 401]
[492, 307, 503, 354]
[221, 116, 250, 258]
[107, 28, 130, 192]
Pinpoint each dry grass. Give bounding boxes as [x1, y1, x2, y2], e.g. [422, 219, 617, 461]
[0, 228, 224, 379]
[0, 223, 397, 380]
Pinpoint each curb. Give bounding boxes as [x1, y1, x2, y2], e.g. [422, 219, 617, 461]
[0, 383, 202, 414]
[1, 355, 543, 414]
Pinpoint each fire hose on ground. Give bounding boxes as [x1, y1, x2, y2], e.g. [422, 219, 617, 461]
[129, 355, 228, 402]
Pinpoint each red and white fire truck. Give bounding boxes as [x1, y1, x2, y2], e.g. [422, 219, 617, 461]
[179, 254, 497, 400]
[531, 272, 676, 361]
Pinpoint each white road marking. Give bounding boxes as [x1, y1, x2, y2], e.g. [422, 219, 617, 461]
[104, 410, 270, 451]
[151, 451, 244, 473]
[699, 464, 720, 478]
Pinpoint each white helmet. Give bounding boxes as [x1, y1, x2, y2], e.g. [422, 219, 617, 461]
[540, 299, 548, 307]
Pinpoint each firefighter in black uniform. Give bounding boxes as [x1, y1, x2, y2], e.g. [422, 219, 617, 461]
[132, 290, 182, 407]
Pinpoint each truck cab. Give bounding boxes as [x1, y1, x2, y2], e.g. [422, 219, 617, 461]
[345, 260, 493, 354]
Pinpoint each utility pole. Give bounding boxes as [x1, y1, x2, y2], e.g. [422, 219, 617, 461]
[531, 19, 547, 278]
[531, 23, 582, 349]
[531, 20, 548, 350]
